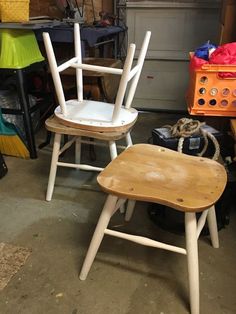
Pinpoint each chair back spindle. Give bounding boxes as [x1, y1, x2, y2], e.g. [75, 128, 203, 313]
[74, 23, 83, 102]
[112, 43, 136, 122]
[43, 32, 67, 116]
[125, 31, 151, 110]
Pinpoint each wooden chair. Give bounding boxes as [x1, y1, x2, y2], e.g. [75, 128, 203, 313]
[79, 144, 227, 314]
[43, 24, 151, 201]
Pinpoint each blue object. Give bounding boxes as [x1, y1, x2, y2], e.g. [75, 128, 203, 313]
[194, 41, 217, 60]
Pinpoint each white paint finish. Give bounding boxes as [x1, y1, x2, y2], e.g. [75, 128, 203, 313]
[43, 32, 67, 115]
[57, 57, 78, 72]
[109, 141, 118, 160]
[80, 195, 220, 313]
[79, 194, 118, 280]
[57, 162, 103, 171]
[59, 137, 76, 155]
[114, 198, 127, 211]
[124, 199, 136, 221]
[74, 22, 83, 102]
[113, 43, 136, 121]
[125, 31, 152, 109]
[125, 132, 133, 147]
[185, 212, 199, 314]
[71, 63, 123, 75]
[207, 205, 219, 248]
[46, 133, 61, 202]
[196, 210, 208, 239]
[54, 101, 138, 129]
[104, 229, 187, 254]
[128, 64, 140, 81]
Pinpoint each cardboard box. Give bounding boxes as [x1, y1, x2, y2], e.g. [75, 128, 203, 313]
[220, 0, 236, 43]
[102, 0, 113, 14]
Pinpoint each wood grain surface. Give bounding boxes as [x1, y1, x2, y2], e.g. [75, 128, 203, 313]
[97, 144, 227, 212]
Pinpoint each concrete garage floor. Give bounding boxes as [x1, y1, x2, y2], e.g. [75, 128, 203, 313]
[0, 112, 236, 314]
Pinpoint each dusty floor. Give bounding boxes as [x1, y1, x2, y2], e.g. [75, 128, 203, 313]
[0, 112, 236, 314]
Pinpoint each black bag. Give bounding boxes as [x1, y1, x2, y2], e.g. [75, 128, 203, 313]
[0, 152, 8, 179]
[152, 124, 223, 157]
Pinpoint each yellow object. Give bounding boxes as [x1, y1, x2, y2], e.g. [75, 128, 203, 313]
[0, 29, 44, 69]
[0, 135, 29, 158]
[0, 110, 29, 158]
[186, 52, 236, 117]
[0, 0, 29, 22]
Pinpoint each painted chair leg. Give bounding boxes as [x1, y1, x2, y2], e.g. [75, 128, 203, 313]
[109, 135, 135, 218]
[109, 140, 117, 160]
[108, 140, 126, 214]
[125, 132, 133, 147]
[46, 133, 61, 201]
[185, 212, 199, 314]
[79, 194, 118, 281]
[125, 200, 136, 221]
[207, 205, 219, 248]
[75, 136, 82, 165]
[125, 132, 136, 219]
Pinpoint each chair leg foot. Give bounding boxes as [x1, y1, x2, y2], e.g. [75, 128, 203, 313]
[207, 205, 219, 248]
[185, 212, 199, 314]
[79, 195, 118, 280]
[125, 200, 136, 221]
[46, 133, 61, 201]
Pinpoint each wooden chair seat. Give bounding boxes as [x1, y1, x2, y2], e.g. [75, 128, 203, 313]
[45, 115, 130, 141]
[97, 144, 227, 212]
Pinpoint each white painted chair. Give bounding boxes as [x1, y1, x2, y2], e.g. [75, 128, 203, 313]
[43, 23, 151, 201]
[79, 144, 227, 314]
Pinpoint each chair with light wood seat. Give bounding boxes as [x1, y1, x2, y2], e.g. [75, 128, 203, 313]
[43, 23, 151, 201]
[79, 144, 227, 314]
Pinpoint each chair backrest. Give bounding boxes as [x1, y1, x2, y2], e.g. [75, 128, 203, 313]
[43, 24, 151, 123]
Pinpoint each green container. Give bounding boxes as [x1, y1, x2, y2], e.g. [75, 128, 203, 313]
[0, 29, 44, 69]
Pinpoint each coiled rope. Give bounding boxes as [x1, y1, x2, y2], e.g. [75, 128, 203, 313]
[164, 118, 220, 160]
